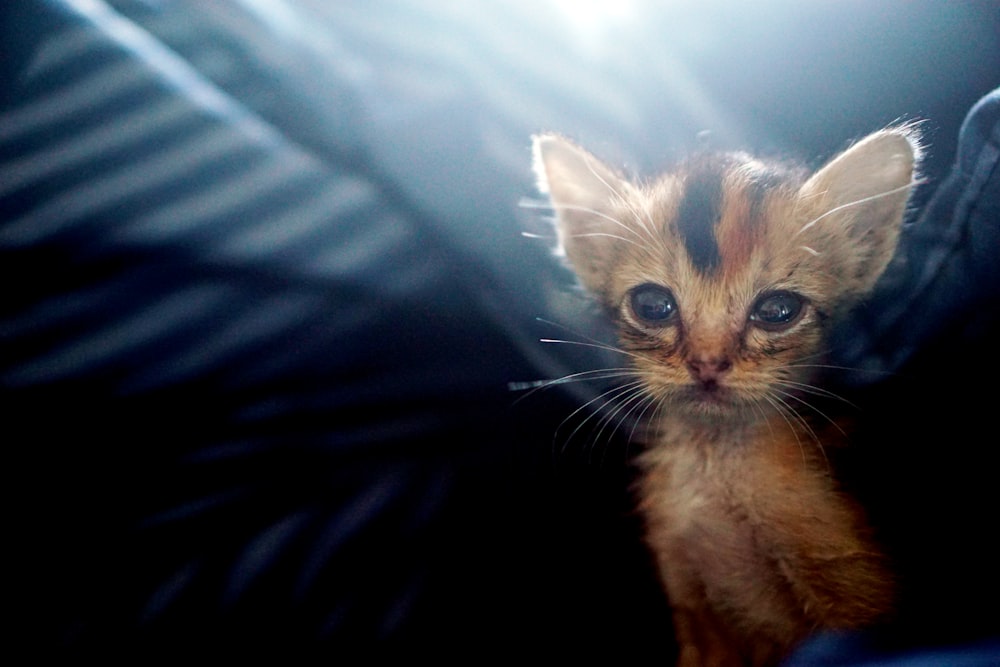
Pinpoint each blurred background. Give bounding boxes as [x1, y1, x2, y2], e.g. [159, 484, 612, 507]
[3, 0, 999, 659]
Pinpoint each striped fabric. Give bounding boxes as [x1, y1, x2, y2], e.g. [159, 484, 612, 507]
[2, 0, 647, 650]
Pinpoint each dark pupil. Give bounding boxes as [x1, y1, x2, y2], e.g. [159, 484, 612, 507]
[632, 285, 676, 322]
[755, 292, 801, 323]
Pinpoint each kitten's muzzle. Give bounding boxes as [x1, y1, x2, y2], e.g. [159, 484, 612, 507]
[685, 356, 732, 386]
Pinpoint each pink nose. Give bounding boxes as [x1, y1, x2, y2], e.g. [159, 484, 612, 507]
[686, 356, 732, 383]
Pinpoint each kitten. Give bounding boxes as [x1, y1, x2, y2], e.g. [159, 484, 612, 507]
[532, 128, 920, 666]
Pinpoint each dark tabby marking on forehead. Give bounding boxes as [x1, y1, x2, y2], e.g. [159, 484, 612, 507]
[676, 153, 801, 276]
[675, 158, 726, 274]
[676, 156, 803, 276]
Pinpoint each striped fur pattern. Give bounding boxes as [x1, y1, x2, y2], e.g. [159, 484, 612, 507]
[533, 129, 920, 666]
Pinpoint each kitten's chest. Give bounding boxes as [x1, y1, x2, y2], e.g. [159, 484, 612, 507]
[636, 411, 891, 658]
[637, 415, 830, 541]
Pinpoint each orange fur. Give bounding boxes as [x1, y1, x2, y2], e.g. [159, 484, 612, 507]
[533, 129, 920, 666]
[640, 416, 893, 666]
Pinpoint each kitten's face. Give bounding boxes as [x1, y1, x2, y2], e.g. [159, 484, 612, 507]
[533, 130, 919, 420]
[568, 159, 829, 419]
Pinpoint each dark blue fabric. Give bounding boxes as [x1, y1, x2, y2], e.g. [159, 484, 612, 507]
[4, 1, 999, 661]
[817, 86, 1000, 663]
[2, 1, 660, 655]
[833, 86, 1000, 378]
[786, 633, 1000, 667]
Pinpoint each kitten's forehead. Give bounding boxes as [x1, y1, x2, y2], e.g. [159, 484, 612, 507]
[665, 154, 801, 277]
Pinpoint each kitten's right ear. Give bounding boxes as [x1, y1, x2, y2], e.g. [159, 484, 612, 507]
[532, 134, 631, 296]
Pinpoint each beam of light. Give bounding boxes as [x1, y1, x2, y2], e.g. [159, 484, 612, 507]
[546, 0, 640, 55]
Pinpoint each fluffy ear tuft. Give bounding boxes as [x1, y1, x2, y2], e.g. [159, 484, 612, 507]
[532, 134, 632, 297]
[797, 126, 921, 298]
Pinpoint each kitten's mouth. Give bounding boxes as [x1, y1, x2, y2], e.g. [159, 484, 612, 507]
[680, 381, 742, 413]
[691, 379, 726, 399]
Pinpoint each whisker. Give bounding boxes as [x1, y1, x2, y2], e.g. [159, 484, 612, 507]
[517, 197, 553, 211]
[561, 231, 643, 248]
[511, 368, 638, 389]
[771, 387, 847, 441]
[540, 337, 648, 363]
[583, 152, 630, 202]
[552, 202, 649, 242]
[591, 383, 655, 457]
[615, 193, 666, 256]
[780, 362, 899, 379]
[533, 318, 652, 365]
[629, 390, 665, 448]
[556, 379, 649, 456]
[772, 379, 858, 409]
[509, 368, 640, 405]
[764, 392, 831, 468]
[535, 317, 617, 343]
[761, 393, 811, 465]
[796, 178, 926, 236]
[522, 192, 665, 257]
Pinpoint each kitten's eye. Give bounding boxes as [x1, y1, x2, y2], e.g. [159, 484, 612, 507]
[629, 283, 678, 325]
[750, 291, 804, 330]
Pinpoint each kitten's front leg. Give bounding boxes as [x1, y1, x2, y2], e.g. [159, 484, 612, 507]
[642, 454, 753, 667]
[671, 605, 746, 667]
[660, 545, 787, 667]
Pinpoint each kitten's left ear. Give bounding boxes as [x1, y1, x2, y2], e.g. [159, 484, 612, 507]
[532, 134, 633, 298]
[798, 127, 921, 296]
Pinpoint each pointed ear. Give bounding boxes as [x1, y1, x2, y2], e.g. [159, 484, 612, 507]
[797, 127, 920, 297]
[532, 134, 633, 296]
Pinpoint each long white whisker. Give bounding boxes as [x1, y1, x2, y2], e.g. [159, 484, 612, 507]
[561, 231, 643, 248]
[534, 319, 653, 364]
[509, 368, 640, 405]
[763, 392, 829, 468]
[615, 193, 665, 256]
[796, 178, 925, 236]
[557, 379, 649, 455]
[540, 337, 649, 364]
[773, 379, 858, 408]
[583, 153, 629, 202]
[628, 389, 664, 447]
[763, 394, 809, 465]
[553, 202, 648, 241]
[771, 388, 847, 441]
[592, 383, 654, 457]
[535, 317, 618, 344]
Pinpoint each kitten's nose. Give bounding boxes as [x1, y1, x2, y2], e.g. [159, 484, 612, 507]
[686, 356, 732, 384]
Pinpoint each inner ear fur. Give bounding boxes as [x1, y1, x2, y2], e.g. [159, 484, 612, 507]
[532, 134, 634, 298]
[797, 127, 920, 297]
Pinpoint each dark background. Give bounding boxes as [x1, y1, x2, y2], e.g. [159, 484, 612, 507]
[3, 0, 999, 660]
